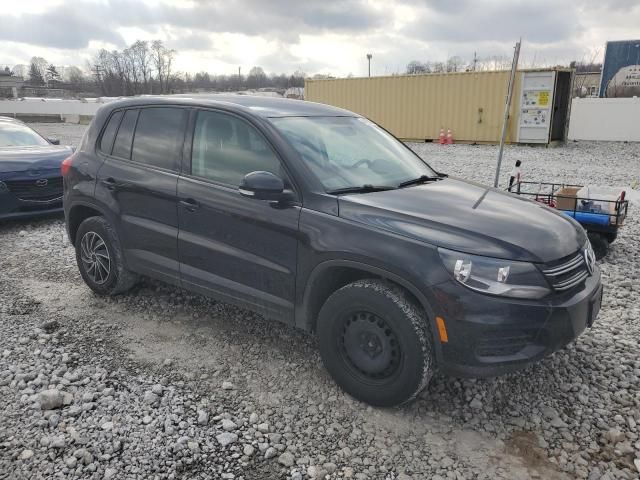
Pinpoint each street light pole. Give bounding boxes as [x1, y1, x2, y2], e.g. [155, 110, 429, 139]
[366, 53, 372, 77]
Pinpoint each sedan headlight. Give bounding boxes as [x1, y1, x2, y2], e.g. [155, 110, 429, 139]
[438, 247, 551, 299]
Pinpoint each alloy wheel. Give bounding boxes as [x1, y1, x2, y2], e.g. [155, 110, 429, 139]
[80, 231, 111, 285]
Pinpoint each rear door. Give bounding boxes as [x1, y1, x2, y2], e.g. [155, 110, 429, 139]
[95, 106, 188, 285]
[177, 109, 301, 323]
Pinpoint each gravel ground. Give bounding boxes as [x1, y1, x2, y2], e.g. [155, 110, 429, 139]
[1, 123, 639, 480]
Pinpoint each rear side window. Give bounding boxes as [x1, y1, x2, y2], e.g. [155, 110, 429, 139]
[99, 110, 123, 154]
[132, 107, 187, 171]
[112, 109, 138, 159]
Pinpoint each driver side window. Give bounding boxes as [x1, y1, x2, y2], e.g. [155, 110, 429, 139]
[191, 110, 282, 187]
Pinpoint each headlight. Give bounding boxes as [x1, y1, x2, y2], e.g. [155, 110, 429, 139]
[438, 248, 551, 299]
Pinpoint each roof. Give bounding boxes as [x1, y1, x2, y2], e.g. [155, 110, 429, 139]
[103, 94, 356, 118]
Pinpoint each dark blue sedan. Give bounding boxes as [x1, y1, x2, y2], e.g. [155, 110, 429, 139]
[0, 116, 74, 220]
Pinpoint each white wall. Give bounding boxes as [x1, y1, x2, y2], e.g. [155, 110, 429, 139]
[0, 98, 121, 122]
[568, 97, 640, 142]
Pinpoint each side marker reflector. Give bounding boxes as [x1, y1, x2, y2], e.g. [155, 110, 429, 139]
[435, 316, 449, 343]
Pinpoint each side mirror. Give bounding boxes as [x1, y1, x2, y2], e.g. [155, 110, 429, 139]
[48, 138, 60, 145]
[239, 171, 287, 201]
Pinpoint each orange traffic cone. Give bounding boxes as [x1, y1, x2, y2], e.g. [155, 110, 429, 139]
[446, 129, 454, 145]
[438, 128, 446, 145]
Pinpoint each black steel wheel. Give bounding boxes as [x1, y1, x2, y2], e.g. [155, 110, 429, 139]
[339, 311, 402, 383]
[317, 279, 434, 407]
[75, 216, 138, 295]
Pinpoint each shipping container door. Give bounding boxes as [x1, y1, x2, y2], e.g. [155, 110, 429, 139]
[516, 71, 556, 143]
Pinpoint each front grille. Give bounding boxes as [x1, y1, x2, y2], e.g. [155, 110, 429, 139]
[5, 177, 63, 201]
[542, 252, 588, 292]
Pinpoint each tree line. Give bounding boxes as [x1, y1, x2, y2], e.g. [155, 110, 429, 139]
[12, 39, 305, 97]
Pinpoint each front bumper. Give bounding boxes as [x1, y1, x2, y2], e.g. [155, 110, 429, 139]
[431, 268, 602, 378]
[0, 191, 63, 221]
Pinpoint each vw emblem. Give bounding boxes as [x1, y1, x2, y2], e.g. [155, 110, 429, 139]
[35, 178, 48, 187]
[584, 246, 596, 276]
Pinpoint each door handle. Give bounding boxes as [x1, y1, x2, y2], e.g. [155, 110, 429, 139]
[179, 198, 200, 212]
[100, 178, 117, 190]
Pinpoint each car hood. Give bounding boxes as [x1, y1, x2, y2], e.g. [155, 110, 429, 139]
[338, 177, 586, 263]
[0, 145, 72, 177]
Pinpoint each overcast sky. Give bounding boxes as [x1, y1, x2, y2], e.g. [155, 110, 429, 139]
[1, 0, 639, 77]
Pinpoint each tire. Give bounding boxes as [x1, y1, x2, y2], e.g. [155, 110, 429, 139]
[605, 231, 618, 244]
[317, 279, 434, 407]
[75, 216, 138, 295]
[588, 232, 608, 260]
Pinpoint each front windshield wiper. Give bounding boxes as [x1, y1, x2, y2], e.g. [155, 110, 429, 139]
[397, 175, 442, 189]
[326, 184, 396, 195]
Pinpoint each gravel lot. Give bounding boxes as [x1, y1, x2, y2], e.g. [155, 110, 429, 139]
[1, 123, 639, 480]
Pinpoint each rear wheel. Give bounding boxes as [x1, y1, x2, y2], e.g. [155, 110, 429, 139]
[75, 216, 138, 295]
[605, 231, 618, 244]
[317, 279, 434, 407]
[588, 232, 608, 260]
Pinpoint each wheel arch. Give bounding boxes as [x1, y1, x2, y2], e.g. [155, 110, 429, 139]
[67, 202, 109, 246]
[300, 260, 437, 336]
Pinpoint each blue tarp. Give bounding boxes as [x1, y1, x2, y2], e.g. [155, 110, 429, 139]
[561, 210, 610, 226]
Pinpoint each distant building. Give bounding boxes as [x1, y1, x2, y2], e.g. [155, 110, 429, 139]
[0, 67, 24, 98]
[284, 87, 304, 99]
[574, 72, 601, 97]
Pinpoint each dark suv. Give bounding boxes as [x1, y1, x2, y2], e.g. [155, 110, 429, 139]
[63, 95, 602, 406]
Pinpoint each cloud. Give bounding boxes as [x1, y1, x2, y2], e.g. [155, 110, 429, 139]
[2, 0, 638, 75]
[166, 32, 214, 52]
[0, 6, 125, 49]
[406, 0, 581, 44]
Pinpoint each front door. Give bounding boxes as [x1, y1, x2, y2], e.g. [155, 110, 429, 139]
[95, 106, 188, 285]
[177, 109, 300, 323]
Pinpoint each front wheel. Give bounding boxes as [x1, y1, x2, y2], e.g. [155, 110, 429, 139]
[317, 280, 434, 407]
[75, 216, 138, 295]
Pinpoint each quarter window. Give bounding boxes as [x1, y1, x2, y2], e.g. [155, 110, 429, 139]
[132, 107, 187, 171]
[191, 110, 282, 186]
[99, 110, 123, 154]
[112, 109, 138, 159]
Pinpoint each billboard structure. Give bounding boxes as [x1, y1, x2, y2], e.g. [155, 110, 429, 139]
[599, 40, 640, 97]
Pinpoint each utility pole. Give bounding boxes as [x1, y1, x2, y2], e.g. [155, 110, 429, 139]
[473, 51, 477, 71]
[366, 53, 372, 77]
[238, 66, 241, 90]
[494, 39, 521, 188]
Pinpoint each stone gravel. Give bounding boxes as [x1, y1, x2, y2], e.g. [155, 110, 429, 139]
[0, 124, 639, 479]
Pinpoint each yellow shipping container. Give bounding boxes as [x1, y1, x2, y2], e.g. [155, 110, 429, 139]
[305, 69, 573, 144]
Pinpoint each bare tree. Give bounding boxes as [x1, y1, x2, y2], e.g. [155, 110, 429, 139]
[446, 56, 464, 72]
[131, 40, 152, 94]
[64, 66, 85, 84]
[406, 61, 429, 74]
[150, 40, 176, 94]
[28, 57, 48, 85]
[12, 64, 29, 79]
[247, 66, 267, 88]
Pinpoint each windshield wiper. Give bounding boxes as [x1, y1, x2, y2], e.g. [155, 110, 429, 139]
[397, 175, 442, 188]
[326, 184, 396, 195]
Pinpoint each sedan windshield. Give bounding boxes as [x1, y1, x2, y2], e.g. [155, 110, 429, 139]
[0, 123, 49, 148]
[271, 116, 437, 192]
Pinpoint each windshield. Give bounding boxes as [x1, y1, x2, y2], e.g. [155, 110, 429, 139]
[271, 116, 437, 191]
[0, 122, 49, 148]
